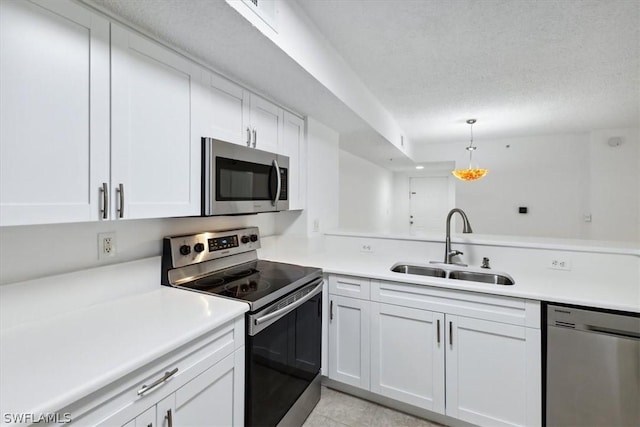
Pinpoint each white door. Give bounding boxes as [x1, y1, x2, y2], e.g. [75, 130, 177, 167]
[0, 0, 110, 225]
[445, 315, 541, 427]
[371, 303, 445, 413]
[328, 295, 371, 390]
[409, 176, 451, 234]
[281, 112, 306, 210]
[111, 24, 201, 220]
[174, 351, 244, 426]
[248, 94, 281, 153]
[201, 72, 249, 146]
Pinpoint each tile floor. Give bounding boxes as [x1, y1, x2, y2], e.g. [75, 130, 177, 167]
[302, 387, 445, 427]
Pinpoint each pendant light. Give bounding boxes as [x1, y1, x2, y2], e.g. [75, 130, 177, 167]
[452, 119, 488, 181]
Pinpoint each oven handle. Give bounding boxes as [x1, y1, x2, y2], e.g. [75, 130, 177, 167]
[254, 279, 323, 326]
[271, 159, 281, 207]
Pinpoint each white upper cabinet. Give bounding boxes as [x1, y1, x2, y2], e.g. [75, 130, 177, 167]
[0, 0, 110, 226]
[201, 72, 249, 146]
[281, 112, 306, 210]
[248, 94, 282, 153]
[111, 24, 202, 219]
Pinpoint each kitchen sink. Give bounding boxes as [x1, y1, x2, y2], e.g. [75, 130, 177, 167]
[390, 262, 515, 285]
[390, 264, 447, 278]
[448, 270, 514, 286]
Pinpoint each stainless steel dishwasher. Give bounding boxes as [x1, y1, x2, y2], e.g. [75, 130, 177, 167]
[546, 304, 640, 426]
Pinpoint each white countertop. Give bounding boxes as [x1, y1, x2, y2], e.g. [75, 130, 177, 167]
[259, 236, 640, 313]
[0, 260, 248, 424]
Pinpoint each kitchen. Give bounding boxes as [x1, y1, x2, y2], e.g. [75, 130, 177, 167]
[0, 0, 638, 426]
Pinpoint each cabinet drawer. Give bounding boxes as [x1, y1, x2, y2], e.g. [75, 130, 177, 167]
[329, 275, 371, 300]
[372, 280, 540, 328]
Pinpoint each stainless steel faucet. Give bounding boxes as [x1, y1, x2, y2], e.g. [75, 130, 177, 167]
[444, 208, 473, 264]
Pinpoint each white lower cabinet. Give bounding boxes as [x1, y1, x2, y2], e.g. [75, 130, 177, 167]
[328, 295, 371, 390]
[120, 351, 242, 427]
[446, 316, 541, 427]
[328, 274, 542, 427]
[71, 318, 245, 427]
[370, 303, 445, 413]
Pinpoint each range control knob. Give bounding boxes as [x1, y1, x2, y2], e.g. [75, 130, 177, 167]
[241, 236, 250, 244]
[250, 234, 258, 242]
[179, 245, 191, 256]
[194, 243, 205, 253]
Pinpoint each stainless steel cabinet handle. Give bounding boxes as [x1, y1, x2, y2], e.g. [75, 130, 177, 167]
[330, 300, 333, 321]
[165, 409, 173, 427]
[100, 182, 108, 219]
[271, 159, 281, 206]
[137, 368, 178, 396]
[252, 129, 257, 148]
[117, 183, 124, 218]
[246, 127, 251, 147]
[449, 321, 453, 346]
[437, 319, 440, 344]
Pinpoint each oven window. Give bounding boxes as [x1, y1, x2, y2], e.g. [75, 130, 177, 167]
[216, 157, 274, 201]
[246, 293, 322, 427]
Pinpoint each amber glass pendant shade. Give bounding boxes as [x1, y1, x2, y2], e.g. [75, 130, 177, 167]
[452, 119, 488, 182]
[452, 168, 488, 181]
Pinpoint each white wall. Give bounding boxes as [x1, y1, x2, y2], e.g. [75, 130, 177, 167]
[587, 128, 640, 241]
[276, 117, 340, 237]
[0, 214, 276, 285]
[405, 128, 639, 241]
[338, 149, 393, 231]
[225, 0, 411, 156]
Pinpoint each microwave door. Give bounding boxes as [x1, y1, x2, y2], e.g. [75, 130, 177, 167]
[204, 138, 278, 215]
[275, 153, 290, 211]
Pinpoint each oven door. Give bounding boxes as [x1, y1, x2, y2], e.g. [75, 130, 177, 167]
[202, 137, 289, 215]
[246, 279, 323, 427]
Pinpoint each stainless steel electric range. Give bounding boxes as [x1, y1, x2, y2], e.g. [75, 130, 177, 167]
[161, 227, 322, 427]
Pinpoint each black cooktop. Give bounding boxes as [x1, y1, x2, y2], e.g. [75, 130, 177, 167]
[178, 259, 322, 311]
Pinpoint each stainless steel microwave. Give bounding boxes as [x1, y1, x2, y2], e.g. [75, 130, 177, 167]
[202, 137, 289, 215]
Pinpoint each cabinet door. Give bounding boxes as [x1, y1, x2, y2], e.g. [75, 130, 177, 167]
[328, 295, 370, 390]
[201, 72, 249, 146]
[248, 94, 281, 153]
[371, 303, 445, 413]
[174, 350, 244, 426]
[281, 112, 306, 210]
[0, 0, 110, 225]
[111, 24, 201, 219]
[445, 315, 541, 427]
[155, 394, 176, 427]
[134, 406, 155, 427]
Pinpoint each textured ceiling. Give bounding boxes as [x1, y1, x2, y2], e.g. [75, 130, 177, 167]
[84, 0, 639, 166]
[297, 0, 640, 144]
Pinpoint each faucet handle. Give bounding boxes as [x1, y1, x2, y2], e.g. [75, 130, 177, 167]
[449, 250, 463, 256]
[481, 257, 491, 269]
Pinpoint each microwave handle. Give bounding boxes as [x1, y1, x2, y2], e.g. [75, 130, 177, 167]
[272, 159, 281, 206]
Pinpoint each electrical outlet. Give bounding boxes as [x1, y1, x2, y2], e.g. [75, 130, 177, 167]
[360, 244, 374, 253]
[549, 257, 571, 271]
[98, 232, 116, 260]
